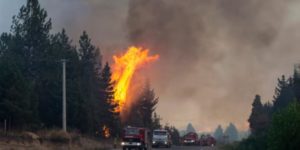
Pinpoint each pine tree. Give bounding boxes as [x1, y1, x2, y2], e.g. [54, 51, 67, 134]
[100, 62, 116, 114]
[224, 123, 239, 142]
[137, 82, 158, 129]
[248, 95, 271, 136]
[0, 0, 52, 128]
[267, 101, 300, 150]
[164, 124, 181, 145]
[11, 0, 52, 78]
[125, 102, 144, 127]
[77, 31, 101, 134]
[0, 55, 35, 129]
[186, 123, 196, 133]
[49, 29, 81, 129]
[293, 66, 300, 102]
[99, 62, 120, 137]
[152, 112, 162, 130]
[213, 125, 224, 141]
[170, 126, 181, 145]
[126, 82, 158, 129]
[0, 33, 12, 56]
[0, 0, 127, 134]
[273, 75, 295, 112]
[249, 95, 263, 136]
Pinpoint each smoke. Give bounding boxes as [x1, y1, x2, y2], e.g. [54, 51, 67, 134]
[126, 0, 297, 131]
[39, 0, 130, 58]
[10, 0, 298, 131]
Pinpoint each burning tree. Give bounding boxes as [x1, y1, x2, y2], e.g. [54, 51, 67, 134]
[111, 46, 160, 129]
[112, 46, 159, 116]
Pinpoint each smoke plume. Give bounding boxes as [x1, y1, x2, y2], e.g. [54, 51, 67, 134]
[126, 0, 297, 131]
[3, 0, 298, 131]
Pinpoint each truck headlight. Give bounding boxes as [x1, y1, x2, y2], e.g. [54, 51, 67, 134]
[164, 141, 168, 144]
[121, 142, 125, 145]
[153, 141, 156, 144]
[137, 142, 141, 146]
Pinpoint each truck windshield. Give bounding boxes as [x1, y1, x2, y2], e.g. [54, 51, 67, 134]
[154, 131, 167, 135]
[125, 128, 139, 135]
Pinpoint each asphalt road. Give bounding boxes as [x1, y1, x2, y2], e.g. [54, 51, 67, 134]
[155, 146, 218, 150]
[114, 146, 219, 150]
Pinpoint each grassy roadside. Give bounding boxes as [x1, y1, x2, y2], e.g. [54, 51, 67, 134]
[0, 130, 114, 150]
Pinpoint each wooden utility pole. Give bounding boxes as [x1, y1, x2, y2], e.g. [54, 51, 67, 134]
[61, 59, 67, 132]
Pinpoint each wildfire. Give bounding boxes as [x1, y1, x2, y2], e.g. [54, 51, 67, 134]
[102, 125, 110, 138]
[112, 46, 159, 113]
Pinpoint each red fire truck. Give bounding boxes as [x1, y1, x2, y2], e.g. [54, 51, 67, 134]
[121, 126, 151, 150]
[199, 134, 216, 147]
[182, 132, 199, 146]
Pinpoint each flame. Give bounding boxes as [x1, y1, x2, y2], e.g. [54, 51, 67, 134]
[102, 125, 110, 138]
[112, 46, 159, 113]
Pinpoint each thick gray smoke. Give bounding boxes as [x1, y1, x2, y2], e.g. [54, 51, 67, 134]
[2, 0, 299, 131]
[39, 0, 130, 58]
[126, 0, 299, 131]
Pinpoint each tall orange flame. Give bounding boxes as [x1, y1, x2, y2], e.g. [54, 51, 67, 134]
[112, 46, 159, 113]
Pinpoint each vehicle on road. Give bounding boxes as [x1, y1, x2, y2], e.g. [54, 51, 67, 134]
[199, 134, 216, 147]
[182, 132, 198, 146]
[121, 126, 151, 150]
[152, 129, 172, 148]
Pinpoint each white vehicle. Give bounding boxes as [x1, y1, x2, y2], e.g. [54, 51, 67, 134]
[152, 129, 172, 148]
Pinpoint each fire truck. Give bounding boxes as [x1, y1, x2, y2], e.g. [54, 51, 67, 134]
[121, 126, 151, 150]
[199, 134, 216, 147]
[182, 132, 199, 146]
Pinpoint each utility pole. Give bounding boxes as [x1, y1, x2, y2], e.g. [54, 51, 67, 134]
[61, 59, 67, 132]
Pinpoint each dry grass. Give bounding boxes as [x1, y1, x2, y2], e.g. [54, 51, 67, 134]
[0, 130, 113, 150]
[44, 130, 70, 143]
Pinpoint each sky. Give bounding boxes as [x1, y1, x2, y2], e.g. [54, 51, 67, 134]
[1, 0, 300, 132]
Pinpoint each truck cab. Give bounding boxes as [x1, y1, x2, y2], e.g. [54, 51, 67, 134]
[152, 129, 172, 148]
[121, 127, 151, 150]
[182, 132, 198, 146]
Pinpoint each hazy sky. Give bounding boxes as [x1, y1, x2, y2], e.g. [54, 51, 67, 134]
[1, 0, 300, 132]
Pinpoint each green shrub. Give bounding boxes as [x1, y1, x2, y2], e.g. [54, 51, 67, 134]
[267, 101, 300, 150]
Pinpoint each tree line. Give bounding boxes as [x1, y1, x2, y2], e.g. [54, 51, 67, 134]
[0, 0, 162, 138]
[213, 123, 240, 143]
[232, 67, 300, 150]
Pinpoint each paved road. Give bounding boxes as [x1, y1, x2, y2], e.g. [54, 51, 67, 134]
[154, 146, 218, 150]
[114, 146, 219, 150]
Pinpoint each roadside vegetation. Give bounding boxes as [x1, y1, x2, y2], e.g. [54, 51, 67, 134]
[0, 129, 113, 149]
[224, 70, 300, 149]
